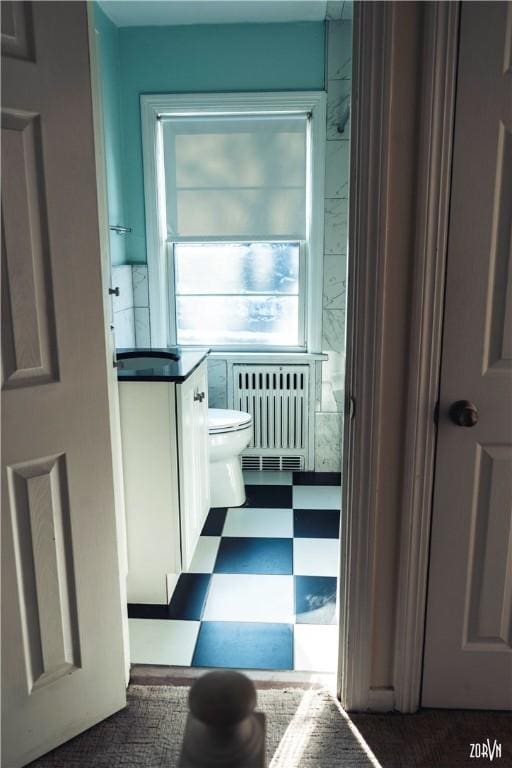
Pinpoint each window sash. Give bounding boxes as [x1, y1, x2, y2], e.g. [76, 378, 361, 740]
[167, 241, 307, 352]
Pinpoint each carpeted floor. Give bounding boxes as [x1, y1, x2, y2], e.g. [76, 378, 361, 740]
[28, 684, 512, 768]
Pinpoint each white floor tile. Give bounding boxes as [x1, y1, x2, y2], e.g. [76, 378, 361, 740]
[129, 619, 200, 666]
[187, 536, 220, 573]
[203, 574, 294, 623]
[223, 508, 293, 538]
[243, 470, 293, 486]
[293, 538, 340, 577]
[293, 485, 341, 510]
[294, 624, 339, 672]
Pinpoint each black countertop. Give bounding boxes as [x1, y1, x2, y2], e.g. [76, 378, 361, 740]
[116, 347, 210, 383]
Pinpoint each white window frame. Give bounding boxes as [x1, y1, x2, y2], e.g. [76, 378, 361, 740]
[141, 92, 326, 351]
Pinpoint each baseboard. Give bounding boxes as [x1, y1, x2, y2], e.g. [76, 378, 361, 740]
[367, 687, 395, 712]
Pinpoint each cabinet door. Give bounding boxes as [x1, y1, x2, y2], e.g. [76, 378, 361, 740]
[177, 361, 210, 570]
[193, 361, 211, 523]
[119, 382, 181, 602]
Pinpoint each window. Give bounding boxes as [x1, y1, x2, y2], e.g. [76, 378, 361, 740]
[142, 93, 326, 351]
[174, 241, 302, 346]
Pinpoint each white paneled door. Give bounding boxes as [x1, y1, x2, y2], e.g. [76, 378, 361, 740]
[422, 2, 512, 709]
[1, 3, 127, 766]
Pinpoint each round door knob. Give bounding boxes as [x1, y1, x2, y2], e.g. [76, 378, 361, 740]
[449, 400, 479, 427]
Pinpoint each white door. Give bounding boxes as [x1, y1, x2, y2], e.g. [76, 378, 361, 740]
[422, 1, 512, 709]
[1, 3, 127, 766]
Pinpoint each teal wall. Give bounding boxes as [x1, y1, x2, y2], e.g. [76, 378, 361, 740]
[95, 12, 326, 264]
[94, 4, 126, 266]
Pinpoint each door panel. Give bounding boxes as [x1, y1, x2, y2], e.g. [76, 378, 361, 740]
[1, 3, 127, 765]
[422, 1, 512, 709]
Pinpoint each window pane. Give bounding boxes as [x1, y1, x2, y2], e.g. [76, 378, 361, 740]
[176, 295, 299, 347]
[175, 242, 299, 295]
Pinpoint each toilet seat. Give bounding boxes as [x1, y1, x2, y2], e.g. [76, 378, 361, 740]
[208, 408, 252, 435]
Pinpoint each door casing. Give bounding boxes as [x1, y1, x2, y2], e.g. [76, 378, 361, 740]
[339, 1, 461, 712]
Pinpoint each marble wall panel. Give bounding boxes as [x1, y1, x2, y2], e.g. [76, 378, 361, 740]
[314, 412, 343, 471]
[134, 307, 151, 347]
[114, 307, 135, 348]
[207, 358, 228, 408]
[133, 265, 149, 308]
[111, 265, 133, 313]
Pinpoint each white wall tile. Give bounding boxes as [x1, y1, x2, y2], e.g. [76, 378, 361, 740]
[327, 20, 352, 80]
[134, 307, 151, 347]
[207, 358, 227, 408]
[132, 265, 149, 307]
[327, 78, 351, 140]
[321, 308, 345, 412]
[111, 265, 133, 312]
[314, 412, 342, 471]
[322, 308, 345, 353]
[325, 141, 350, 199]
[324, 198, 348, 255]
[114, 307, 135, 348]
[323, 253, 346, 310]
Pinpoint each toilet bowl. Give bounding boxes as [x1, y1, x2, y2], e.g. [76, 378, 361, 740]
[208, 408, 252, 508]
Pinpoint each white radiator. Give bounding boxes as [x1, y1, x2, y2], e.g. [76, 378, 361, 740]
[231, 364, 311, 471]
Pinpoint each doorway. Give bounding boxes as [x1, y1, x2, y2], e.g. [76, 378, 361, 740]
[93, 1, 353, 679]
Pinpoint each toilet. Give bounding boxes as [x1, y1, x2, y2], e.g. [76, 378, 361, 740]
[208, 408, 252, 508]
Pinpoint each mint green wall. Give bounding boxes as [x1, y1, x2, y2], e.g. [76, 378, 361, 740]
[94, 5, 126, 266]
[118, 23, 326, 263]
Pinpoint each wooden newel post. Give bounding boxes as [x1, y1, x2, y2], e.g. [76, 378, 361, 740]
[179, 671, 266, 767]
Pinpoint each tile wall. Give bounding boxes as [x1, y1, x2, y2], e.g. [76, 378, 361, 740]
[317, 18, 351, 471]
[111, 264, 151, 347]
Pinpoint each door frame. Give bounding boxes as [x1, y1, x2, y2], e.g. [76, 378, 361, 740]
[339, 1, 460, 712]
[85, 0, 461, 712]
[87, 2, 131, 681]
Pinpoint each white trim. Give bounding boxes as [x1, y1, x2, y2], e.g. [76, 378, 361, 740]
[86, 4, 130, 684]
[392, 2, 459, 714]
[367, 688, 396, 712]
[209, 352, 327, 362]
[140, 91, 326, 350]
[141, 99, 168, 346]
[338, 1, 393, 712]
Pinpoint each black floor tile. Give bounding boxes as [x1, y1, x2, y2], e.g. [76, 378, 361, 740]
[167, 573, 211, 620]
[293, 471, 342, 486]
[201, 507, 227, 536]
[295, 575, 337, 624]
[128, 603, 173, 620]
[192, 621, 293, 669]
[214, 537, 293, 575]
[244, 484, 293, 508]
[294, 508, 341, 538]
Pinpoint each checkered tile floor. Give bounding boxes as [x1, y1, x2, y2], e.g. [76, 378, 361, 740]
[128, 471, 341, 672]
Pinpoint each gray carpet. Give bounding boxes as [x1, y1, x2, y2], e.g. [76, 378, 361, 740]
[28, 684, 512, 767]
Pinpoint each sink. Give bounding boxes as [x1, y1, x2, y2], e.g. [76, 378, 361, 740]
[117, 350, 180, 370]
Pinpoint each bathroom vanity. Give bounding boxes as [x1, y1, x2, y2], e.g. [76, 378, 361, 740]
[117, 348, 210, 604]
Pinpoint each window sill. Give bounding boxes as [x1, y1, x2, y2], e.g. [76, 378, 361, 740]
[208, 351, 328, 363]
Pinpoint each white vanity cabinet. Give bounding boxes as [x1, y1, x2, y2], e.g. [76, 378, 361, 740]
[119, 358, 210, 604]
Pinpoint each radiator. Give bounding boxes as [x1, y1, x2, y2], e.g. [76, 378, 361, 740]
[231, 364, 311, 471]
